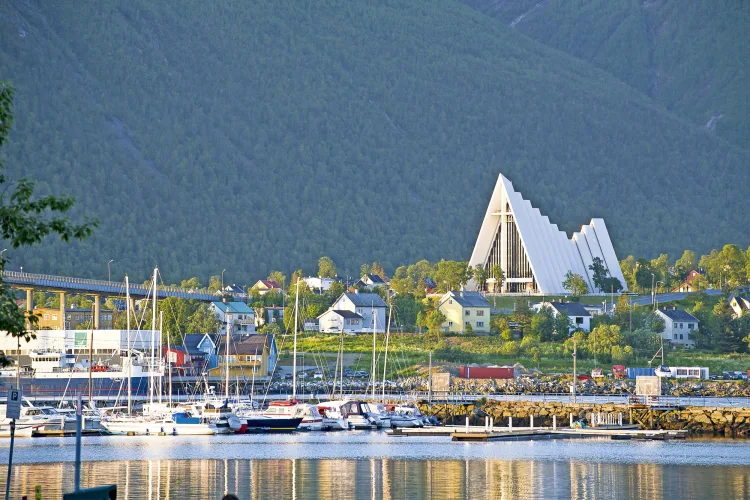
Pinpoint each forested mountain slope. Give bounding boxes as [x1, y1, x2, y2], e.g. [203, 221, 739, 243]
[463, 0, 750, 147]
[1, 0, 748, 283]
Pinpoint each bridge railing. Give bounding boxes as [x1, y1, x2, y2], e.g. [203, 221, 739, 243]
[2, 270, 230, 300]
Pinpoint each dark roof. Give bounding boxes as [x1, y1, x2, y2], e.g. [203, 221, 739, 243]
[547, 302, 590, 317]
[364, 274, 386, 284]
[441, 291, 491, 308]
[657, 308, 698, 322]
[330, 310, 363, 319]
[342, 292, 387, 308]
[224, 284, 245, 293]
[255, 280, 281, 289]
[216, 334, 274, 355]
[729, 296, 750, 310]
[423, 278, 437, 289]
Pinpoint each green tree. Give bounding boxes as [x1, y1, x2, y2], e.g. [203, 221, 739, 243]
[180, 277, 202, 289]
[634, 258, 654, 292]
[619, 256, 637, 292]
[711, 299, 743, 352]
[267, 271, 287, 290]
[528, 307, 555, 341]
[434, 260, 471, 292]
[562, 271, 589, 297]
[360, 264, 370, 277]
[490, 264, 504, 292]
[207, 275, 222, 292]
[318, 256, 337, 278]
[186, 303, 220, 334]
[650, 254, 670, 291]
[473, 264, 488, 292]
[674, 250, 697, 282]
[589, 257, 609, 291]
[554, 311, 571, 338]
[0, 82, 96, 363]
[423, 309, 446, 350]
[491, 315, 513, 340]
[586, 324, 624, 362]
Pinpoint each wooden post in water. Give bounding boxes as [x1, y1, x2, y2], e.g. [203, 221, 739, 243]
[530, 415, 534, 429]
[553, 415, 557, 430]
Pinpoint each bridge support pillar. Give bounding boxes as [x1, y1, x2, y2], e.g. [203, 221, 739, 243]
[59, 291, 66, 330]
[25, 288, 33, 329]
[93, 294, 100, 329]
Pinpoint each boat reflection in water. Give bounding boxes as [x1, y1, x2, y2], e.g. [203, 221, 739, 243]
[4, 456, 750, 499]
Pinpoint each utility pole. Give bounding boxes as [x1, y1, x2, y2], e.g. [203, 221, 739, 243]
[107, 259, 114, 282]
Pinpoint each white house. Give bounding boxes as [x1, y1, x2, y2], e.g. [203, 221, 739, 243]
[318, 292, 387, 334]
[210, 301, 256, 335]
[357, 274, 387, 289]
[532, 301, 591, 333]
[303, 277, 336, 294]
[318, 310, 364, 334]
[655, 307, 698, 349]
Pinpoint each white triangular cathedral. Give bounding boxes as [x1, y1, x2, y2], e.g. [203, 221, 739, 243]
[469, 174, 627, 295]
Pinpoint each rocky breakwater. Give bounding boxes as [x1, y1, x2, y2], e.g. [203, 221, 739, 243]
[419, 400, 750, 437]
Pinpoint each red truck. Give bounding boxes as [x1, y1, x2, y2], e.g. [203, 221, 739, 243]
[612, 365, 627, 379]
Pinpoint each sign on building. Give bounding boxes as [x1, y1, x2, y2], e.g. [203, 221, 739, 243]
[74, 331, 88, 347]
[6, 388, 22, 419]
[635, 376, 661, 396]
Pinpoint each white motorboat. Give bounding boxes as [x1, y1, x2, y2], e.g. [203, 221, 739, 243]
[101, 411, 216, 435]
[317, 406, 349, 430]
[318, 400, 378, 430]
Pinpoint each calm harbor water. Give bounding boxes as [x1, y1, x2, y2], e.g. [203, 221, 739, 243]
[2, 432, 750, 499]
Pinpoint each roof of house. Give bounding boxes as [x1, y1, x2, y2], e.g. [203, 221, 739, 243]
[183, 333, 212, 354]
[255, 280, 282, 289]
[363, 274, 386, 284]
[656, 308, 699, 322]
[216, 334, 274, 355]
[546, 302, 590, 317]
[224, 284, 246, 294]
[729, 296, 750, 309]
[440, 291, 491, 308]
[212, 301, 254, 314]
[331, 310, 363, 319]
[341, 292, 387, 308]
[423, 278, 437, 289]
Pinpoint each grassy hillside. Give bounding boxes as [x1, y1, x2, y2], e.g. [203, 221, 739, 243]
[463, 0, 750, 147]
[1, 0, 748, 283]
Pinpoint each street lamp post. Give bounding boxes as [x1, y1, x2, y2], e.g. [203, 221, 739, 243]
[651, 273, 655, 307]
[221, 269, 227, 291]
[107, 259, 114, 282]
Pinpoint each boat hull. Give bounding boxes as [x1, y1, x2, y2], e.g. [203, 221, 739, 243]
[240, 417, 302, 432]
[101, 420, 215, 436]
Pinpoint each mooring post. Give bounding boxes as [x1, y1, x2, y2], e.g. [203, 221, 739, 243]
[569, 412, 573, 427]
[509, 416, 513, 431]
[530, 415, 534, 429]
[553, 415, 557, 430]
[465, 416, 469, 430]
[618, 413, 623, 426]
[490, 417, 494, 431]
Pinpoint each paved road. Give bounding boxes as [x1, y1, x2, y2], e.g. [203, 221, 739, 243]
[629, 289, 723, 306]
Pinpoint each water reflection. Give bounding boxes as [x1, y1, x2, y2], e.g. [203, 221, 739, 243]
[4, 457, 750, 499]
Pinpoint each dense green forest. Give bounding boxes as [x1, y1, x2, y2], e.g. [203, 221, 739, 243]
[1, 0, 748, 284]
[463, 0, 750, 147]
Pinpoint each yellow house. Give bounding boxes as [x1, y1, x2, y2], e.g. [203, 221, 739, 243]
[209, 334, 277, 378]
[438, 290, 491, 334]
[32, 307, 114, 330]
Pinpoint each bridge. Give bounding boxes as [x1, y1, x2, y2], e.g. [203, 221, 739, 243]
[5, 270, 237, 329]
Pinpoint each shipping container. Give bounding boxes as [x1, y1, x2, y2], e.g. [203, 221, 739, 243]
[458, 366, 514, 379]
[626, 367, 655, 380]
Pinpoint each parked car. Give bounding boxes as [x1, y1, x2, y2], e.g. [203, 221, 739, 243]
[297, 372, 309, 379]
[313, 371, 324, 379]
[354, 370, 369, 378]
[343, 368, 354, 377]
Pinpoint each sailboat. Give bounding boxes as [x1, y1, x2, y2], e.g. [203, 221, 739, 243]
[101, 267, 215, 436]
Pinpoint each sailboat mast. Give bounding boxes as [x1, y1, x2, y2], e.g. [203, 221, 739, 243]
[292, 277, 300, 400]
[160, 310, 165, 405]
[150, 266, 157, 406]
[371, 302, 376, 400]
[126, 275, 132, 414]
[88, 321, 93, 407]
[382, 304, 392, 402]
[225, 301, 230, 402]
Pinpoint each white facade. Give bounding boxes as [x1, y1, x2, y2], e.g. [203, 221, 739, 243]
[0, 329, 161, 355]
[318, 310, 364, 334]
[304, 277, 336, 293]
[320, 292, 387, 334]
[655, 309, 697, 349]
[469, 173, 627, 295]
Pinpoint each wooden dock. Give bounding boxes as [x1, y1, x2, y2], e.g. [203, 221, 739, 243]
[387, 425, 688, 442]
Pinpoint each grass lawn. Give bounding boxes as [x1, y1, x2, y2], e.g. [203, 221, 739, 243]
[275, 332, 750, 376]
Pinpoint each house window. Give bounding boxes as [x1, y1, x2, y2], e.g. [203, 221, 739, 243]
[351, 319, 359, 325]
[673, 322, 677, 328]
[465, 321, 470, 327]
[680, 334, 684, 340]
[688, 323, 694, 330]
[679, 323, 683, 329]
[575, 317, 583, 325]
[43, 314, 50, 320]
[465, 310, 471, 316]
[477, 310, 485, 317]
[449, 300, 453, 305]
[52, 314, 58, 321]
[448, 321, 453, 327]
[673, 334, 678, 339]
[476, 322, 484, 327]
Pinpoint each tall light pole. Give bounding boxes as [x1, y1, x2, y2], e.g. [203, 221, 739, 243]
[221, 269, 227, 291]
[0, 249, 7, 260]
[107, 259, 114, 282]
[651, 273, 655, 307]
